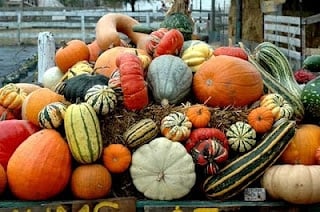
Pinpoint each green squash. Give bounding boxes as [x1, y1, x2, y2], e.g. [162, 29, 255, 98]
[147, 55, 193, 106]
[160, 13, 194, 40]
[303, 55, 320, 72]
[301, 76, 320, 119]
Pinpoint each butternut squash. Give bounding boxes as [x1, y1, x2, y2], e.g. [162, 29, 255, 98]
[95, 13, 150, 51]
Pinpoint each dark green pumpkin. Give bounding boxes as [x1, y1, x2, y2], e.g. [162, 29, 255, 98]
[55, 73, 109, 103]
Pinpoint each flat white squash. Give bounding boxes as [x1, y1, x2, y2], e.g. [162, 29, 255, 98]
[130, 137, 196, 200]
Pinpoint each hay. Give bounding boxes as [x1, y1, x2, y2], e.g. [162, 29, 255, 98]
[100, 100, 257, 146]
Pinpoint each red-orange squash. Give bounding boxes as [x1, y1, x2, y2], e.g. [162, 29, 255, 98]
[0, 164, 7, 196]
[279, 124, 320, 165]
[7, 129, 72, 200]
[192, 55, 264, 107]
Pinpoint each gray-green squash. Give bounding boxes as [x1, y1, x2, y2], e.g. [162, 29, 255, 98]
[147, 55, 193, 106]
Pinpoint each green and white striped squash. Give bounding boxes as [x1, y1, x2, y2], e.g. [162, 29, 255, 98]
[84, 84, 117, 115]
[226, 121, 257, 153]
[38, 102, 67, 129]
[123, 118, 159, 149]
[64, 102, 103, 164]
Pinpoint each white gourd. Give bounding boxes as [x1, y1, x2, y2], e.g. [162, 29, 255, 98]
[130, 137, 196, 200]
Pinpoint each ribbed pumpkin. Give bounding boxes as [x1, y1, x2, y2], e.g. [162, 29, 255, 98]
[102, 143, 132, 174]
[185, 104, 211, 128]
[84, 84, 117, 115]
[193, 55, 263, 107]
[279, 124, 320, 165]
[21, 87, 66, 127]
[247, 106, 274, 134]
[71, 164, 112, 200]
[7, 129, 72, 200]
[160, 111, 192, 142]
[226, 121, 257, 153]
[64, 102, 103, 164]
[147, 55, 193, 106]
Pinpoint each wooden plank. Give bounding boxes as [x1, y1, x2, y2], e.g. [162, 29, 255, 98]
[302, 13, 320, 25]
[264, 15, 301, 25]
[264, 23, 301, 35]
[278, 46, 302, 61]
[264, 33, 301, 47]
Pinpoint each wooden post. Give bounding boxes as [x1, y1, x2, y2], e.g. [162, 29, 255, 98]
[37, 32, 56, 83]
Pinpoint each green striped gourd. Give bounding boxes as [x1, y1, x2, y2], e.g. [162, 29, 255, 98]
[203, 119, 296, 200]
[123, 118, 159, 149]
[38, 102, 67, 129]
[84, 84, 117, 115]
[64, 102, 103, 164]
[226, 121, 256, 153]
[239, 42, 304, 122]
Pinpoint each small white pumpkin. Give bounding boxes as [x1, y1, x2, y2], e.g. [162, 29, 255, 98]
[130, 137, 196, 200]
[42, 66, 64, 90]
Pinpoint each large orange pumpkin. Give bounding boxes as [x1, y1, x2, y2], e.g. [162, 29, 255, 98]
[21, 88, 66, 126]
[0, 164, 7, 195]
[7, 129, 72, 200]
[192, 55, 264, 107]
[71, 164, 112, 200]
[280, 124, 320, 165]
[94, 46, 151, 78]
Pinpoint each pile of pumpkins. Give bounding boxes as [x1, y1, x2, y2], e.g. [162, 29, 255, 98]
[0, 12, 320, 205]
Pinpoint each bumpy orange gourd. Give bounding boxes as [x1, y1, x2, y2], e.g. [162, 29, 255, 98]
[247, 106, 274, 133]
[71, 164, 112, 200]
[102, 144, 132, 174]
[186, 104, 211, 128]
[7, 129, 72, 200]
[280, 124, 320, 165]
[21, 88, 65, 126]
[192, 55, 263, 107]
[55, 39, 90, 73]
[94, 46, 151, 78]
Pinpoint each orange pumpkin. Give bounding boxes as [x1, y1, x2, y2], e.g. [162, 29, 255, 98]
[21, 88, 65, 126]
[315, 147, 320, 165]
[7, 129, 72, 200]
[186, 104, 211, 128]
[94, 46, 151, 78]
[192, 55, 264, 107]
[71, 164, 112, 200]
[102, 144, 132, 174]
[247, 106, 274, 133]
[0, 164, 7, 195]
[280, 124, 320, 165]
[55, 39, 90, 73]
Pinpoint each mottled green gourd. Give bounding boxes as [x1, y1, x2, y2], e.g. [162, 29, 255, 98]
[160, 13, 194, 40]
[301, 76, 320, 119]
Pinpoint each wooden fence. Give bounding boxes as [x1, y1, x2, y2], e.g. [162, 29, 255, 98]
[0, 8, 213, 45]
[263, 13, 320, 69]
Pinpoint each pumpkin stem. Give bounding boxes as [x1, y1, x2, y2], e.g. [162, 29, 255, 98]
[60, 40, 68, 48]
[156, 171, 165, 182]
[203, 96, 212, 106]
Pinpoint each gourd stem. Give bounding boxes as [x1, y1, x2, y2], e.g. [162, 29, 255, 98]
[157, 171, 165, 182]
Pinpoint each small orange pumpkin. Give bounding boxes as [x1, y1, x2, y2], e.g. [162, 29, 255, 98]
[247, 106, 274, 133]
[102, 143, 132, 174]
[21, 88, 66, 126]
[186, 104, 211, 128]
[55, 39, 90, 73]
[71, 164, 112, 200]
[280, 124, 320, 165]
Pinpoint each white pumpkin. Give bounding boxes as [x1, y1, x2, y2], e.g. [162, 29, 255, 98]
[261, 164, 320, 204]
[42, 66, 64, 90]
[130, 137, 196, 200]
